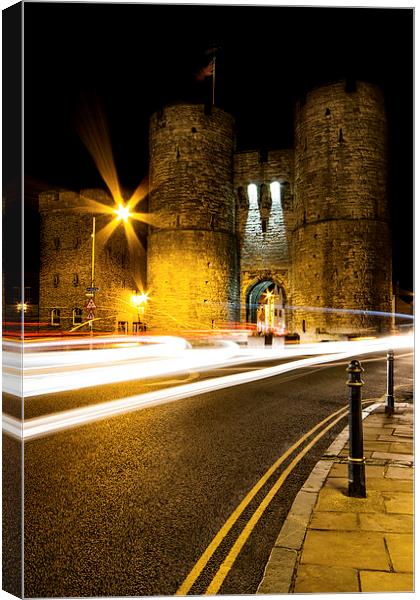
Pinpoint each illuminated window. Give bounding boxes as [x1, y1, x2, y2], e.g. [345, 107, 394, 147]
[72, 307, 83, 325]
[247, 183, 258, 206]
[270, 181, 281, 203]
[51, 308, 61, 326]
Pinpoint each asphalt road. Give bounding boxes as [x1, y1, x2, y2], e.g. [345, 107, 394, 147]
[21, 349, 413, 597]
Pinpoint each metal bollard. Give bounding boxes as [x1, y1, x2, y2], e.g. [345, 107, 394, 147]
[346, 360, 366, 498]
[264, 332, 273, 346]
[385, 350, 395, 415]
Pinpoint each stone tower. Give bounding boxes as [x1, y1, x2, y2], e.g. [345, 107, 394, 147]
[291, 81, 393, 337]
[39, 189, 141, 333]
[147, 104, 239, 331]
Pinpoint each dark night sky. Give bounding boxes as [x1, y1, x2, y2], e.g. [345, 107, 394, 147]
[21, 2, 413, 289]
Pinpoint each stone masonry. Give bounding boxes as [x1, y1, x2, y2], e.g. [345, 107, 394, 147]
[39, 80, 393, 337]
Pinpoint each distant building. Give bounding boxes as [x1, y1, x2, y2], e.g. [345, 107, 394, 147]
[39, 80, 394, 339]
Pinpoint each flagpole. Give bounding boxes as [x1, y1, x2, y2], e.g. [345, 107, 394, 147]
[212, 55, 216, 106]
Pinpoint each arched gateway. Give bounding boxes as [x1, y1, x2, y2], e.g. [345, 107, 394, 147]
[246, 280, 286, 335]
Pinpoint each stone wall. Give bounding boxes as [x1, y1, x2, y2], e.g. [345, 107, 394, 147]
[37, 81, 394, 339]
[292, 81, 392, 336]
[233, 149, 294, 328]
[147, 104, 239, 331]
[39, 189, 144, 332]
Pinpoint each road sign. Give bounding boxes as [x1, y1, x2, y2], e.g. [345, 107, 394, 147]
[87, 311, 95, 321]
[85, 298, 96, 310]
[86, 287, 100, 292]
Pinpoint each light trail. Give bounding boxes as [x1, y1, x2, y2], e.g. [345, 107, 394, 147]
[2, 335, 412, 440]
[2, 335, 413, 399]
[2, 338, 237, 397]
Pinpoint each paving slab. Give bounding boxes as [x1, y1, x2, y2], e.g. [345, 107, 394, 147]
[372, 451, 414, 462]
[294, 564, 359, 593]
[359, 570, 414, 592]
[385, 533, 414, 572]
[389, 442, 414, 453]
[383, 491, 414, 514]
[364, 478, 413, 492]
[300, 530, 390, 570]
[385, 465, 413, 479]
[363, 441, 391, 452]
[359, 512, 413, 533]
[316, 487, 386, 513]
[308, 511, 358, 531]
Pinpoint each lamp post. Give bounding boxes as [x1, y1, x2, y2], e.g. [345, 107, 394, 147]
[131, 292, 148, 332]
[85, 202, 136, 335]
[85, 217, 98, 336]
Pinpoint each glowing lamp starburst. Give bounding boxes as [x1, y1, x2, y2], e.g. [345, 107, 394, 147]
[131, 292, 149, 307]
[114, 204, 131, 222]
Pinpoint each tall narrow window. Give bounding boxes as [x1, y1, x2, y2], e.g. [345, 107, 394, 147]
[247, 183, 258, 206]
[72, 307, 83, 325]
[270, 181, 281, 203]
[51, 308, 61, 326]
[53, 273, 59, 287]
[73, 273, 79, 287]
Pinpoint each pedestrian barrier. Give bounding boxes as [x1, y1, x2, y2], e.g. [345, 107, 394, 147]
[386, 349, 395, 414]
[346, 359, 366, 498]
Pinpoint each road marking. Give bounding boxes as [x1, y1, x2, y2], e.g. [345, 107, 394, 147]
[175, 404, 349, 596]
[204, 410, 349, 595]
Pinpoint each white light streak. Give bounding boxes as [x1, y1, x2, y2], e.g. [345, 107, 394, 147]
[2, 334, 413, 441]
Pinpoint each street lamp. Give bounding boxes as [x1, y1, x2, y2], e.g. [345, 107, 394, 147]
[114, 203, 131, 222]
[86, 206, 133, 332]
[131, 292, 148, 332]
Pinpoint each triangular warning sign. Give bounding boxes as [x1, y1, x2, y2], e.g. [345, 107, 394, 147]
[86, 298, 96, 310]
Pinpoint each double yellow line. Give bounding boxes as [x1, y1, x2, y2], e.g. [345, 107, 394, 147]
[176, 404, 350, 596]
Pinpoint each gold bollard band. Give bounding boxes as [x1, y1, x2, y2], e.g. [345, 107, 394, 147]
[348, 456, 366, 463]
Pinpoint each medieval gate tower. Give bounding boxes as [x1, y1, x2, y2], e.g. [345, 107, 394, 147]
[39, 80, 393, 338]
[291, 81, 392, 335]
[148, 104, 239, 331]
[146, 80, 392, 337]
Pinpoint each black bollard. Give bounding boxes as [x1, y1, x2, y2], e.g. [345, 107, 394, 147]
[264, 332, 273, 346]
[385, 350, 395, 415]
[347, 360, 366, 498]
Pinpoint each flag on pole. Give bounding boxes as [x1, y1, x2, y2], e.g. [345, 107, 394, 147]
[195, 45, 221, 105]
[195, 58, 214, 81]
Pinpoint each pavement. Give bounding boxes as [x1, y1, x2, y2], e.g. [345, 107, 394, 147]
[257, 386, 414, 594]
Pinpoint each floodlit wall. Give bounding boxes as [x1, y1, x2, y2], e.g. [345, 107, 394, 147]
[292, 81, 393, 336]
[39, 189, 142, 332]
[147, 104, 239, 331]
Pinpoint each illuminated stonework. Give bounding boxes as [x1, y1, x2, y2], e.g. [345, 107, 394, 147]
[39, 80, 393, 338]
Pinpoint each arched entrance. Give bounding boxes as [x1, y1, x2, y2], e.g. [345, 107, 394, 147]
[246, 280, 286, 335]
